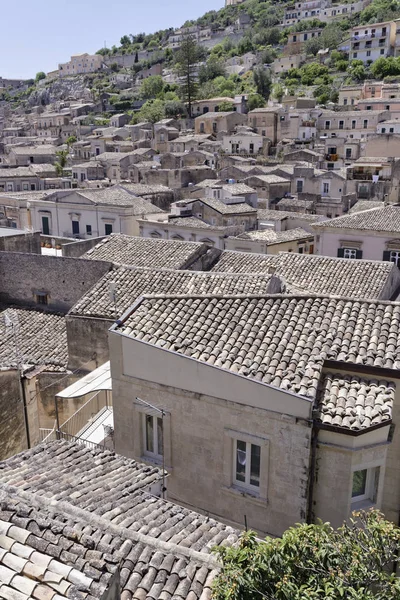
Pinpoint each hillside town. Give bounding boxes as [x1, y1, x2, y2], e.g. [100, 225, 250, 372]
[2, 0, 400, 598]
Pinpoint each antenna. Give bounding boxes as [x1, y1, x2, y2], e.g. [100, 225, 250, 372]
[108, 282, 117, 319]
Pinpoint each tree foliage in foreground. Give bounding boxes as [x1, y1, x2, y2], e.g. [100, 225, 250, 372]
[213, 510, 400, 600]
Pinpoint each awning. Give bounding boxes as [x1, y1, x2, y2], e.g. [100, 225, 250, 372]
[56, 361, 111, 399]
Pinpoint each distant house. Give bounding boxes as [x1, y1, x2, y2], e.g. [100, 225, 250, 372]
[58, 53, 104, 77]
[194, 111, 247, 136]
[313, 204, 400, 263]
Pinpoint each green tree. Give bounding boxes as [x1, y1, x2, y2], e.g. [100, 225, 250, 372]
[174, 34, 204, 116]
[347, 59, 367, 82]
[35, 72, 46, 83]
[65, 135, 77, 147]
[120, 35, 131, 47]
[218, 100, 234, 111]
[165, 100, 187, 118]
[300, 62, 330, 85]
[199, 56, 226, 84]
[139, 75, 164, 99]
[133, 98, 166, 123]
[247, 93, 266, 111]
[54, 150, 69, 176]
[272, 82, 284, 102]
[253, 67, 272, 100]
[214, 510, 400, 600]
[371, 56, 400, 79]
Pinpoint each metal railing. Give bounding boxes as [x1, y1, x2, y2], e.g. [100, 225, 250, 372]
[59, 390, 112, 438]
[39, 428, 58, 442]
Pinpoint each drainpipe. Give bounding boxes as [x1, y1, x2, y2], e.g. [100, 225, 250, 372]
[306, 419, 319, 524]
[19, 374, 30, 449]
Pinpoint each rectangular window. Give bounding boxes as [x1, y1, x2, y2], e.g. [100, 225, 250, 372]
[325, 121, 330, 130]
[144, 414, 163, 459]
[35, 292, 48, 305]
[346, 148, 352, 159]
[296, 180, 303, 193]
[351, 120, 356, 129]
[41, 216, 50, 235]
[323, 182, 330, 194]
[352, 467, 380, 504]
[86, 224, 92, 235]
[105, 223, 113, 235]
[343, 98, 348, 105]
[390, 250, 400, 266]
[234, 439, 260, 490]
[339, 120, 344, 129]
[72, 220, 80, 235]
[390, 127, 394, 133]
[344, 248, 357, 259]
[363, 120, 368, 128]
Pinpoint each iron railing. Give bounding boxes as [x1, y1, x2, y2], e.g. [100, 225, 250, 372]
[59, 390, 112, 438]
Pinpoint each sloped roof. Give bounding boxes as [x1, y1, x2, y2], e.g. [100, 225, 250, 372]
[118, 294, 400, 399]
[81, 234, 207, 270]
[315, 373, 394, 430]
[0, 441, 239, 600]
[210, 251, 395, 300]
[69, 267, 276, 319]
[313, 205, 400, 232]
[230, 227, 312, 244]
[0, 308, 68, 373]
[76, 188, 164, 212]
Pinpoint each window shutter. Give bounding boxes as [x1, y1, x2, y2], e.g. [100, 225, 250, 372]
[337, 248, 345, 257]
[383, 251, 391, 261]
[355, 250, 363, 259]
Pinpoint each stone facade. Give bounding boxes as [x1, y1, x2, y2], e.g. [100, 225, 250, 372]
[0, 252, 112, 313]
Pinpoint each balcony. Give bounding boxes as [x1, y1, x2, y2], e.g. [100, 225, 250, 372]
[348, 170, 388, 180]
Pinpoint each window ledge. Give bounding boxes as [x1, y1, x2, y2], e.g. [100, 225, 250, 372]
[351, 499, 376, 511]
[140, 455, 172, 470]
[221, 485, 268, 506]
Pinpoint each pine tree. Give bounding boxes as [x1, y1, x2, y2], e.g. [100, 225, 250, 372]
[174, 34, 203, 117]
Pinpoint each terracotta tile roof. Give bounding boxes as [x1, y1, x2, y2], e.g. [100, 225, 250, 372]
[81, 235, 208, 269]
[349, 200, 385, 214]
[0, 308, 68, 373]
[77, 188, 164, 212]
[199, 197, 257, 215]
[315, 374, 394, 430]
[313, 205, 400, 232]
[211, 251, 395, 300]
[210, 251, 276, 273]
[119, 183, 174, 196]
[277, 198, 315, 210]
[257, 209, 322, 222]
[231, 228, 312, 244]
[119, 295, 400, 400]
[0, 441, 239, 600]
[69, 267, 276, 319]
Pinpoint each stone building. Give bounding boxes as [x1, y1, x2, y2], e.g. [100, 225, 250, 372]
[110, 292, 400, 534]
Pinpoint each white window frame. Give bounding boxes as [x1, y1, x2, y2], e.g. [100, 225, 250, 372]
[390, 250, 400, 266]
[233, 438, 261, 492]
[143, 413, 163, 460]
[343, 247, 357, 259]
[322, 182, 330, 194]
[351, 465, 381, 505]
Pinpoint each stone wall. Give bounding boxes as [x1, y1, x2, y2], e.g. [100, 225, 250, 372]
[66, 315, 114, 372]
[0, 252, 112, 313]
[110, 332, 313, 537]
[62, 236, 106, 258]
[0, 231, 41, 254]
[0, 371, 26, 460]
